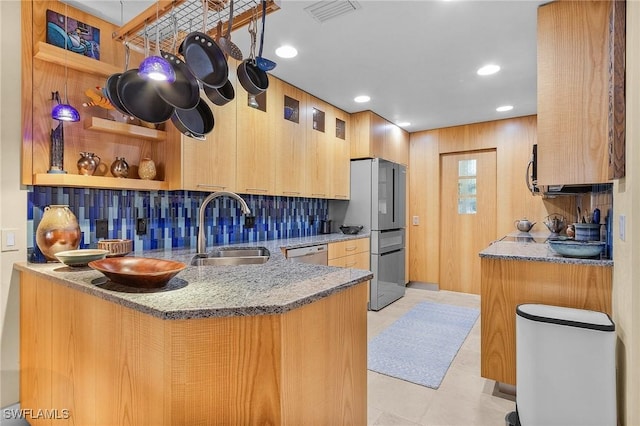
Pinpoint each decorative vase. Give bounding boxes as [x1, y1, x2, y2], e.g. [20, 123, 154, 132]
[110, 157, 129, 178]
[77, 152, 101, 176]
[138, 157, 157, 180]
[35, 205, 81, 261]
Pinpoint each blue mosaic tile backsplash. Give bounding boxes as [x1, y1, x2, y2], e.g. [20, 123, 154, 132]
[28, 187, 328, 263]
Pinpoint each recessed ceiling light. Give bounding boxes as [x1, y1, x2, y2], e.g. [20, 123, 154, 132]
[354, 95, 370, 103]
[396, 122, 411, 127]
[477, 64, 501, 76]
[496, 105, 514, 112]
[275, 45, 298, 59]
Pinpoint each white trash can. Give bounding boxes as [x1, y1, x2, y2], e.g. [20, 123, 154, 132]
[513, 303, 616, 426]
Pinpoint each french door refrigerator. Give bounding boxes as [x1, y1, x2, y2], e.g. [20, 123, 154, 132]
[334, 158, 406, 310]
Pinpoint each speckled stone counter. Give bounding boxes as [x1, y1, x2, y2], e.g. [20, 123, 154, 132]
[15, 233, 373, 320]
[479, 231, 613, 266]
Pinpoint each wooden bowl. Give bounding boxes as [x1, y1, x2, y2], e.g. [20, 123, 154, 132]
[88, 257, 186, 288]
[97, 239, 133, 257]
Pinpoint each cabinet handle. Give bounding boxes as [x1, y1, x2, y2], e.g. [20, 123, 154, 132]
[197, 184, 226, 190]
[345, 246, 357, 251]
[282, 191, 301, 195]
[334, 195, 349, 199]
[311, 193, 326, 197]
[246, 188, 268, 193]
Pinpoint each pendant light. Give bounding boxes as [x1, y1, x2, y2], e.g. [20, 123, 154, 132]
[138, 4, 176, 83]
[52, 4, 80, 122]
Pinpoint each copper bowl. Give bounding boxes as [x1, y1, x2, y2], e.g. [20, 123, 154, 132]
[88, 257, 186, 288]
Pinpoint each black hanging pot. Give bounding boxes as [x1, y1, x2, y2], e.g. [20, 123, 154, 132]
[171, 97, 214, 140]
[116, 69, 175, 124]
[180, 32, 229, 89]
[237, 59, 269, 95]
[153, 51, 200, 110]
[203, 78, 235, 106]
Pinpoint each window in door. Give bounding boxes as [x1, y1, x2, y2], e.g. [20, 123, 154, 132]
[458, 159, 477, 214]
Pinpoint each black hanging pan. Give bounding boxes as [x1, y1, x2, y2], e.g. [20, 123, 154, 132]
[116, 69, 175, 124]
[203, 78, 235, 106]
[181, 0, 229, 89]
[104, 45, 133, 116]
[104, 72, 132, 116]
[171, 97, 214, 140]
[153, 16, 200, 110]
[154, 51, 200, 110]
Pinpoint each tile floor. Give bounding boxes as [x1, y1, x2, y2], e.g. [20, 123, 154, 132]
[367, 285, 515, 426]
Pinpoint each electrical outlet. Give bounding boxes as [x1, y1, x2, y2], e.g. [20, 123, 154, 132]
[96, 219, 108, 239]
[412, 215, 420, 226]
[136, 218, 147, 235]
[619, 215, 626, 241]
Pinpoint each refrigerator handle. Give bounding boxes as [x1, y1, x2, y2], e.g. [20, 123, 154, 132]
[392, 166, 396, 224]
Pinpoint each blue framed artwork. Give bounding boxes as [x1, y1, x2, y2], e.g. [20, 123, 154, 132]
[46, 9, 100, 60]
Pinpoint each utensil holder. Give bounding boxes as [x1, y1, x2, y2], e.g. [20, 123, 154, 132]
[573, 223, 601, 241]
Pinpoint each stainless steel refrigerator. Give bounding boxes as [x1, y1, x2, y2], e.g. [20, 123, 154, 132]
[330, 158, 406, 310]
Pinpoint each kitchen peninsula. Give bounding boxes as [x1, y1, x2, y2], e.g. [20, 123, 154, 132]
[479, 233, 612, 385]
[16, 235, 372, 425]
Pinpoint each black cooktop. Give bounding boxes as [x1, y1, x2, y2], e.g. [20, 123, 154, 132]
[501, 235, 549, 243]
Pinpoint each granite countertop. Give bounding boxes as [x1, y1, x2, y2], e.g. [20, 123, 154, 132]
[15, 233, 373, 320]
[479, 231, 613, 266]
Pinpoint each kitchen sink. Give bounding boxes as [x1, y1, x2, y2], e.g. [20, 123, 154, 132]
[190, 247, 270, 266]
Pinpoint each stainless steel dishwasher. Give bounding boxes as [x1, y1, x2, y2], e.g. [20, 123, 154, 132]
[286, 244, 328, 265]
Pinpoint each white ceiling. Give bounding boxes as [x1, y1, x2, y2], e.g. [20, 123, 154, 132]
[66, 0, 546, 132]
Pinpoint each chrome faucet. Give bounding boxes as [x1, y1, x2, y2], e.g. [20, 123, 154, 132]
[197, 191, 253, 254]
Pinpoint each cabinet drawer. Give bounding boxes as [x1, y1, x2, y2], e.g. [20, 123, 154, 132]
[328, 238, 370, 260]
[328, 251, 370, 270]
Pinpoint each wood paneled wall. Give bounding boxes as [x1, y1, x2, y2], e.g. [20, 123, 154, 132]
[408, 116, 577, 285]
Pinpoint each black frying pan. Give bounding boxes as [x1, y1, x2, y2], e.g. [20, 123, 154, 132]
[116, 69, 175, 124]
[171, 97, 214, 140]
[104, 73, 132, 116]
[181, 32, 229, 89]
[203, 78, 235, 106]
[153, 51, 200, 110]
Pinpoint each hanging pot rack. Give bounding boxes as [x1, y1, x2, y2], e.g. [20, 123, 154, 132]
[113, 0, 280, 55]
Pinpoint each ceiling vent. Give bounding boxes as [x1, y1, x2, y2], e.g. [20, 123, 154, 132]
[304, 1, 361, 23]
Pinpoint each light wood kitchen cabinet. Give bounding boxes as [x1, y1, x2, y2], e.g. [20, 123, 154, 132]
[167, 70, 237, 192]
[480, 257, 612, 385]
[350, 110, 409, 165]
[236, 76, 276, 195]
[305, 99, 351, 200]
[328, 238, 370, 269]
[384, 122, 410, 166]
[20, 270, 368, 425]
[330, 108, 351, 199]
[273, 77, 308, 197]
[305, 96, 332, 199]
[537, 0, 625, 185]
[350, 111, 385, 160]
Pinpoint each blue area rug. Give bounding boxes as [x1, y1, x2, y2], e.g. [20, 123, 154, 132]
[368, 301, 480, 389]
